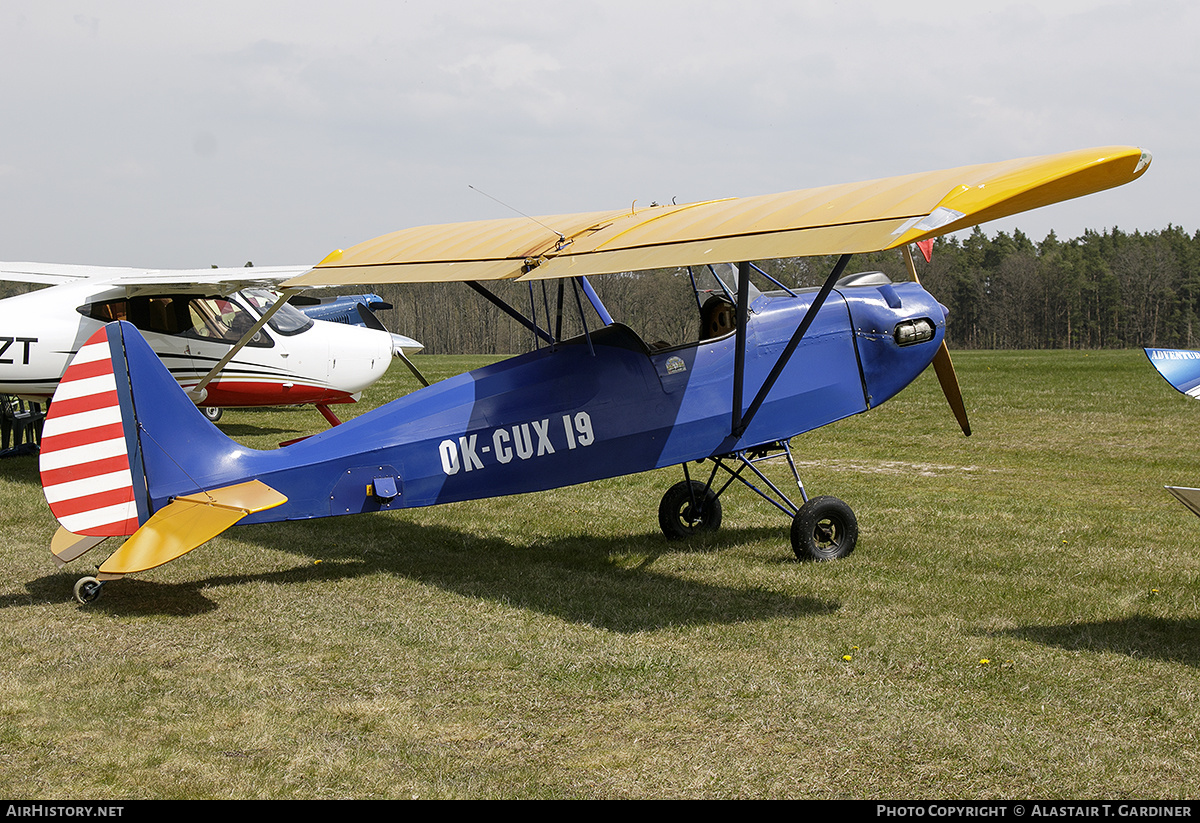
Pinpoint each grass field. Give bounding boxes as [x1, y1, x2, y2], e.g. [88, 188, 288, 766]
[2, 349, 1199, 799]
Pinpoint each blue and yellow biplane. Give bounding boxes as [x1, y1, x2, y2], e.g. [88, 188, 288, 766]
[39, 147, 1151, 603]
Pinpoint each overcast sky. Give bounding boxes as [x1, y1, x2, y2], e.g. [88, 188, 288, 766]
[0, 0, 1190, 270]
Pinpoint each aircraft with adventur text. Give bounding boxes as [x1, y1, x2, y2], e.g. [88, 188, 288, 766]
[33, 146, 1152, 602]
[0, 263, 420, 425]
[1144, 347, 1200, 516]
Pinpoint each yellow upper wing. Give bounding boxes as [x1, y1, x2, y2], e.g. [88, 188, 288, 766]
[286, 146, 1150, 288]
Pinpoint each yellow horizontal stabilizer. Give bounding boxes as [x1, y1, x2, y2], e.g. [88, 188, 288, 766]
[172, 479, 290, 514]
[283, 146, 1150, 288]
[98, 481, 287, 576]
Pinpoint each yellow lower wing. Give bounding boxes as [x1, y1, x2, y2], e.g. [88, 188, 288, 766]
[97, 481, 287, 578]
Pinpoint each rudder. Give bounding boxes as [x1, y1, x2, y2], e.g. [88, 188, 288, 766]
[40, 324, 143, 537]
[39, 321, 286, 580]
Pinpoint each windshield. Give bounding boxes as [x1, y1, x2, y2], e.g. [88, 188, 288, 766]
[241, 289, 315, 336]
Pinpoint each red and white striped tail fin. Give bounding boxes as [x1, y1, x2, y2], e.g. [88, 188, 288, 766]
[39, 327, 141, 538]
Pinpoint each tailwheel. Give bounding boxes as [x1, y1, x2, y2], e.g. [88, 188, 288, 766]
[659, 480, 722, 539]
[790, 496, 858, 561]
[73, 576, 103, 604]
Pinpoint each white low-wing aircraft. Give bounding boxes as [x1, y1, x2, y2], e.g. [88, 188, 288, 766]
[0, 262, 409, 422]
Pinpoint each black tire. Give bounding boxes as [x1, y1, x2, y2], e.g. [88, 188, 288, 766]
[658, 480, 722, 540]
[790, 496, 857, 561]
[203, 407, 223, 423]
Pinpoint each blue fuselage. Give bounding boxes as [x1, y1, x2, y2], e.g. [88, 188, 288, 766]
[131, 280, 948, 524]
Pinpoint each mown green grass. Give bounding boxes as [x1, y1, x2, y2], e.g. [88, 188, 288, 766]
[2, 349, 1199, 798]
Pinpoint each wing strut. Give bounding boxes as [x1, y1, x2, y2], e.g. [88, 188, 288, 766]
[579, 276, 613, 326]
[731, 261, 752, 435]
[466, 281, 555, 346]
[732, 254, 853, 438]
[570, 278, 595, 355]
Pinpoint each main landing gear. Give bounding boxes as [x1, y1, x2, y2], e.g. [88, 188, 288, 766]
[657, 440, 858, 561]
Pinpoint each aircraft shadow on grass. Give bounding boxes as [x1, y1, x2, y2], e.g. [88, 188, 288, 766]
[11, 518, 840, 630]
[0, 455, 40, 486]
[1001, 618, 1200, 669]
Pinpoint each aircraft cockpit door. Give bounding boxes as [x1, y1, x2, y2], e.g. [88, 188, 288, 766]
[183, 298, 226, 393]
[180, 296, 268, 400]
[236, 290, 321, 400]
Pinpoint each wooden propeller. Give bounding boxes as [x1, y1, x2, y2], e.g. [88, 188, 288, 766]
[903, 245, 971, 436]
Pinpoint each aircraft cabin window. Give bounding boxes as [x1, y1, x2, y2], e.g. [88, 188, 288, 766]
[80, 300, 128, 324]
[78, 296, 272, 347]
[186, 297, 266, 344]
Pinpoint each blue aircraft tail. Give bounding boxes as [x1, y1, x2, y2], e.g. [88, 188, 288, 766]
[39, 321, 286, 578]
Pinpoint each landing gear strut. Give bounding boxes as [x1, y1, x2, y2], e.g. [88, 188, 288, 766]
[657, 440, 858, 561]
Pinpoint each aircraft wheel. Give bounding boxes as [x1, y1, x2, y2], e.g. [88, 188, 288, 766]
[790, 496, 858, 561]
[659, 480, 722, 539]
[73, 576, 103, 604]
[203, 407, 223, 423]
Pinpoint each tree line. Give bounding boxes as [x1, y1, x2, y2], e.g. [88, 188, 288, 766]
[365, 225, 1200, 355]
[904, 225, 1200, 350]
[6, 224, 1188, 355]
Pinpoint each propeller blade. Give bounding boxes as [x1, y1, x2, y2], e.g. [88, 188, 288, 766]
[355, 302, 388, 332]
[903, 245, 971, 436]
[932, 341, 971, 436]
[397, 349, 430, 387]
